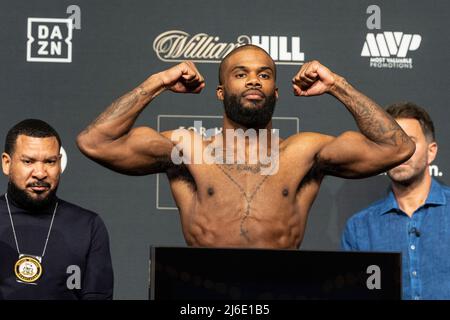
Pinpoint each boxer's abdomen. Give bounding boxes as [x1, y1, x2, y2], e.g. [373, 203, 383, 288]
[180, 199, 304, 248]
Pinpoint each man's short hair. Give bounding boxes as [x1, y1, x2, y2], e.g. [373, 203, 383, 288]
[4, 119, 62, 155]
[386, 102, 435, 142]
[218, 44, 276, 85]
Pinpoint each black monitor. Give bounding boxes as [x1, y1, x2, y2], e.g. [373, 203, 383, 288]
[149, 247, 401, 300]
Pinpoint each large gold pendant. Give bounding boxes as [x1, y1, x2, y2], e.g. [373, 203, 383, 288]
[14, 255, 43, 284]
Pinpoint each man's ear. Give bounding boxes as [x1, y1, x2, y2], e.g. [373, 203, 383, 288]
[427, 141, 438, 165]
[216, 85, 224, 101]
[275, 87, 279, 100]
[2, 152, 11, 176]
[58, 153, 63, 173]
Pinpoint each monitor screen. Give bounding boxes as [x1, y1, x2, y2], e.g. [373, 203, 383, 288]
[149, 247, 401, 300]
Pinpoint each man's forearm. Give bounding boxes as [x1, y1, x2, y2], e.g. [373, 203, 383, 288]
[329, 76, 410, 147]
[81, 74, 166, 140]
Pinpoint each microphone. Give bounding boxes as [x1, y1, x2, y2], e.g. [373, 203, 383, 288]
[409, 227, 421, 237]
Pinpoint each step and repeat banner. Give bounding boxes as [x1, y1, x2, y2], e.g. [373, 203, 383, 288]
[0, 0, 448, 299]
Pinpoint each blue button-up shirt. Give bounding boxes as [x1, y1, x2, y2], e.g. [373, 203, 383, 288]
[341, 179, 450, 300]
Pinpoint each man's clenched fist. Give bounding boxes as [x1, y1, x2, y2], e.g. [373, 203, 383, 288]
[158, 61, 205, 94]
[292, 60, 338, 97]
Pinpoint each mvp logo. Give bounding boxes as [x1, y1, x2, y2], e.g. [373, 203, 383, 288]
[361, 32, 421, 58]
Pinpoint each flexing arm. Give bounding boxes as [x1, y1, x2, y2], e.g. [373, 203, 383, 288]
[292, 61, 415, 178]
[76, 61, 205, 175]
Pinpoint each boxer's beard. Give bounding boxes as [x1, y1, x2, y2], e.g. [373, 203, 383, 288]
[223, 91, 276, 129]
[7, 181, 58, 211]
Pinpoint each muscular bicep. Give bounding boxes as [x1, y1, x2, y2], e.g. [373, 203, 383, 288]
[317, 131, 402, 178]
[84, 127, 176, 175]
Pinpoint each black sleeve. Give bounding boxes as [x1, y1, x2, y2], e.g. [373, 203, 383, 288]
[81, 215, 114, 300]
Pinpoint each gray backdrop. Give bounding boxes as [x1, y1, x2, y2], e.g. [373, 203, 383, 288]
[1, 0, 449, 299]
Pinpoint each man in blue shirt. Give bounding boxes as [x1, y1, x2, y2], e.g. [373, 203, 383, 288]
[341, 102, 450, 300]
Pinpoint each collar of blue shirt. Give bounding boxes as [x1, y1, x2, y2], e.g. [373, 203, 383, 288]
[379, 178, 447, 215]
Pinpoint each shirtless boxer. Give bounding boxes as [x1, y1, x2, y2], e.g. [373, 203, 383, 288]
[77, 45, 415, 249]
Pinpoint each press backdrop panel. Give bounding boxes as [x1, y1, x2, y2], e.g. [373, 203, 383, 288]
[1, 0, 448, 299]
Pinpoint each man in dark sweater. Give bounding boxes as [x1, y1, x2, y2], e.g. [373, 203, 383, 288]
[0, 119, 113, 299]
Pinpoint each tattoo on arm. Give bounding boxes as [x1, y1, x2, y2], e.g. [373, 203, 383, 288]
[334, 80, 409, 147]
[82, 89, 142, 135]
[97, 91, 139, 124]
[137, 85, 149, 96]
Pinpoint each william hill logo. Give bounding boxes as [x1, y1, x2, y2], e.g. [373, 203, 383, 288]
[153, 30, 305, 65]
